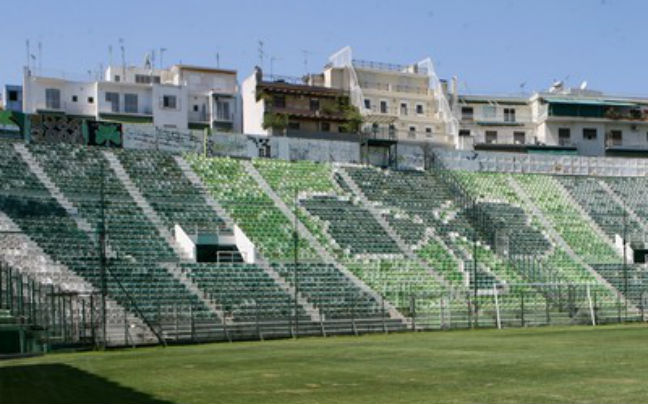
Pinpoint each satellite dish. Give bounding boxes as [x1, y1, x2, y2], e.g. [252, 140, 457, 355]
[579, 81, 588, 90]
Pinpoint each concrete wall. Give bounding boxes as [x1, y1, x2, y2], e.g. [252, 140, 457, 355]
[152, 84, 187, 130]
[241, 73, 267, 135]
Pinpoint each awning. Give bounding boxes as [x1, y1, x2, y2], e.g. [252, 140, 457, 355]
[543, 97, 639, 107]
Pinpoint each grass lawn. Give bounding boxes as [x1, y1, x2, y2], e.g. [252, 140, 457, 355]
[1, 324, 648, 404]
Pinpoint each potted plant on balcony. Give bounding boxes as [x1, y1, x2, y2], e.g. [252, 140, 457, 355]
[262, 112, 289, 135]
[338, 104, 363, 134]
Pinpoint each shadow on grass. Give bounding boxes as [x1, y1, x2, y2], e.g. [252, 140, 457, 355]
[0, 364, 172, 404]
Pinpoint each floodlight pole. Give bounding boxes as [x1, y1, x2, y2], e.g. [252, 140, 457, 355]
[293, 187, 299, 337]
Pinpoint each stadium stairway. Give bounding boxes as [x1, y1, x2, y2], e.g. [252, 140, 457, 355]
[241, 160, 407, 325]
[597, 179, 648, 234]
[335, 167, 449, 287]
[22, 143, 226, 343]
[174, 155, 322, 324]
[4, 144, 158, 345]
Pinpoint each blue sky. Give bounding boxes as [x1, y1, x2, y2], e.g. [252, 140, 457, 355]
[2, 0, 646, 95]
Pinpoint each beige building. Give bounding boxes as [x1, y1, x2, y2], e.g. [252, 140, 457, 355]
[324, 47, 457, 146]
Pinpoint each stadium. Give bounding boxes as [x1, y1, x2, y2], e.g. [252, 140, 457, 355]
[1, 131, 648, 402]
[3, 3, 648, 402]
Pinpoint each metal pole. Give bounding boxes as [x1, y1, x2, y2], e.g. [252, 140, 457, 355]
[472, 199, 478, 328]
[493, 284, 501, 330]
[623, 209, 628, 320]
[293, 187, 299, 338]
[99, 159, 107, 349]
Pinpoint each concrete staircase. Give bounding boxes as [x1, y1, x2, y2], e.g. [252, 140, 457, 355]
[102, 150, 230, 325]
[336, 167, 449, 287]
[242, 160, 406, 323]
[598, 179, 648, 231]
[1, 150, 158, 346]
[508, 175, 633, 308]
[174, 156, 321, 323]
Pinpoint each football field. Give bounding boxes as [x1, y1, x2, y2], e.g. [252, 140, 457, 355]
[2, 324, 647, 404]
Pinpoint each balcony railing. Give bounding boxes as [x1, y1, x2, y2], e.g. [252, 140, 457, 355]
[352, 59, 429, 75]
[359, 81, 430, 95]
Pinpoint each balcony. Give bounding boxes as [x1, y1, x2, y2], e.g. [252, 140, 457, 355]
[352, 59, 428, 75]
[359, 81, 429, 95]
[213, 111, 234, 122]
[35, 101, 67, 113]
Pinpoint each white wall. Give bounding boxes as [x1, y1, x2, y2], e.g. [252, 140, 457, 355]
[97, 82, 153, 116]
[152, 84, 188, 130]
[241, 72, 268, 135]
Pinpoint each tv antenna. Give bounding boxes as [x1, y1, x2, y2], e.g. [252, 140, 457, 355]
[215, 52, 220, 68]
[257, 40, 265, 69]
[119, 38, 126, 79]
[159, 47, 167, 69]
[270, 55, 281, 76]
[38, 41, 42, 73]
[301, 49, 312, 74]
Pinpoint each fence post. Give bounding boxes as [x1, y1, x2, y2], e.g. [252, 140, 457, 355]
[586, 285, 596, 326]
[255, 299, 261, 341]
[493, 284, 501, 330]
[383, 295, 388, 333]
[409, 295, 415, 332]
[520, 289, 525, 327]
[351, 293, 357, 336]
[440, 295, 446, 330]
[545, 292, 551, 325]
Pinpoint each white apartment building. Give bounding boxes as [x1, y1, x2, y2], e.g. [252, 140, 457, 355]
[22, 64, 240, 132]
[324, 47, 458, 146]
[456, 86, 648, 156]
[454, 94, 534, 150]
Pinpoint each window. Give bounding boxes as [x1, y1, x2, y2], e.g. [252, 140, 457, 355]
[310, 99, 320, 112]
[408, 126, 416, 138]
[8, 91, 18, 102]
[364, 98, 371, 109]
[609, 130, 622, 146]
[87, 96, 94, 104]
[135, 74, 160, 84]
[459, 129, 471, 137]
[558, 128, 571, 145]
[388, 124, 396, 136]
[380, 100, 388, 113]
[583, 128, 597, 140]
[482, 105, 496, 119]
[105, 92, 120, 112]
[124, 93, 138, 113]
[416, 104, 424, 115]
[45, 88, 61, 109]
[216, 101, 231, 121]
[321, 122, 330, 132]
[273, 95, 285, 108]
[514, 131, 525, 144]
[425, 127, 432, 134]
[114, 75, 120, 82]
[461, 107, 474, 121]
[193, 105, 199, 112]
[504, 108, 516, 122]
[485, 131, 498, 144]
[288, 121, 300, 130]
[400, 102, 408, 116]
[162, 95, 177, 109]
[71, 95, 78, 103]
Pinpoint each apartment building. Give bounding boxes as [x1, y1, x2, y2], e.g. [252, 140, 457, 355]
[22, 63, 240, 132]
[455, 94, 533, 150]
[242, 67, 355, 137]
[324, 46, 457, 146]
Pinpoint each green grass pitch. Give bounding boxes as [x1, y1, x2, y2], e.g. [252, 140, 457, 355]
[2, 324, 648, 404]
